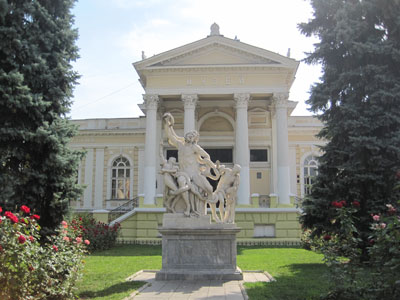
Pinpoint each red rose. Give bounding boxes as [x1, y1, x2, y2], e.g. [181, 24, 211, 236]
[339, 200, 346, 206]
[18, 235, 26, 244]
[0, 245, 3, 251]
[323, 235, 332, 241]
[29, 236, 34, 242]
[331, 201, 343, 208]
[0, 206, 2, 213]
[32, 214, 40, 220]
[352, 201, 360, 207]
[52, 245, 58, 252]
[5, 211, 19, 223]
[28, 265, 34, 271]
[20, 205, 30, 214]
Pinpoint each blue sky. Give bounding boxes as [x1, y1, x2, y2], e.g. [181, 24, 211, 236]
[69, 0, 321, 120]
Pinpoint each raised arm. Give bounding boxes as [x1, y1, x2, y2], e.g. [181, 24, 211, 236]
[163, 113, 184, 148]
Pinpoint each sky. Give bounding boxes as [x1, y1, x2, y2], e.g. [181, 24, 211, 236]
[68, 0, 321, 120]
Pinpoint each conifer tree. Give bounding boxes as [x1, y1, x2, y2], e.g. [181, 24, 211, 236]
[0, 0, 83, 234]
[300, 0, 400, 254]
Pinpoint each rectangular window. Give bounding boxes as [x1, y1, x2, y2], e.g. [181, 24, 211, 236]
[204, 148, 233, 163]
[166, 150, 178, 162]
[253, 224, 275, 237]
[250, 149, 268, 162]
[257, 172, 262, 179]
[167, 148, 233, 163]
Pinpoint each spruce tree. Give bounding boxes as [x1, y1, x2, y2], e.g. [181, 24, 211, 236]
[300, 0, 400, 255]
[0, 0, 83, 235]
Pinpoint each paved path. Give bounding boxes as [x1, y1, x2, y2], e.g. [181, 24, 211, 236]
[125, 270, 274, 300]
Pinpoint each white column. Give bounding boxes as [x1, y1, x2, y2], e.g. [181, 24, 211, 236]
[275, 93, 291, 205]
[83, 148, 94, 209]
[143, 94, 159, 205]
[234, 93, 251, 205]
[182, 94, 198, 134]
[138, 146, 145, 195]
[94, 148, 104, 209]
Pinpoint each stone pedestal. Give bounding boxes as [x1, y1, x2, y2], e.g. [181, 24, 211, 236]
[156, 214, 243, 280]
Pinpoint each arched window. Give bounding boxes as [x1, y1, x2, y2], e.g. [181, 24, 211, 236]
[111, 156, 130, 199]
[303, 155, 319, 195]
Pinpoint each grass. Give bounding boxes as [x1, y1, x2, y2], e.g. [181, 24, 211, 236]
[76, 245, 330, 300]
[77, 245, 161, 300]
[238, 247, 330, 300]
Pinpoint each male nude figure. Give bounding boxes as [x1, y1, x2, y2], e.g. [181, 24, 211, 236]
[163, 113, 219, 209]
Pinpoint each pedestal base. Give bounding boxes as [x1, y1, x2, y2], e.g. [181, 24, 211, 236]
[155, 267, 243, 281]
[156, 214, 242, 281]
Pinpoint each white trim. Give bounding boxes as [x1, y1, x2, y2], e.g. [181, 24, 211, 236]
[94, 148, 105, 209]
[106, 153, 134, 201]
[300, 151, 320, 198]
[83, 149, 94, 209]
[145, 86, 289, 96]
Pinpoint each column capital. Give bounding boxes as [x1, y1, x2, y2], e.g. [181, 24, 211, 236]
[181, 94, 198, 109]
[143, 94, 159, 110]
[274, 92, 289, 108]
[234, 93, 250, 109]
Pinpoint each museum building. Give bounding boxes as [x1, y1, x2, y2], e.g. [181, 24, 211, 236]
[69, 24, 324, 244]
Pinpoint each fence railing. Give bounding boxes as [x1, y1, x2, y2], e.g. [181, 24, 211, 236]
[108, 197, 139, 223]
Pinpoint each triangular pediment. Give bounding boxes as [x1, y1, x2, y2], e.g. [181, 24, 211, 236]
[149, 43, 281, 67]
[134, 35, 298, 72]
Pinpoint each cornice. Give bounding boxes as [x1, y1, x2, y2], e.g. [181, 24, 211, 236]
[76, 131, 145, 137]
[143, 65, 292, 74]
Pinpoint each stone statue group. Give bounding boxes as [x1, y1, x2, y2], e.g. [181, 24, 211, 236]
[160, 113, 241, 224]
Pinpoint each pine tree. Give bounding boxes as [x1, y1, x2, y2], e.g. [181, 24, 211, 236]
[299, 0, 400, 255]
[0, 0, 83, 235]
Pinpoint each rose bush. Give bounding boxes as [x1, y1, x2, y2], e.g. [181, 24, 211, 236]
[0, 206, 88, 300]
[311, 201, 400, 300]
[76, 214, 120, 251]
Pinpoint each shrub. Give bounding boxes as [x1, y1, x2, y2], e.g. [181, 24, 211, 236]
[75, 214, 120, 252]
[316, 201, 400, 300]
[0, 205, 88, 300]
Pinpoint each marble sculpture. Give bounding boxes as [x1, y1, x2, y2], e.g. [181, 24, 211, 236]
[161, 112, 240, 223]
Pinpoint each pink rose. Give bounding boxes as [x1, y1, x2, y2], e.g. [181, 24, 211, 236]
[61, 221, 68, 228]
[76, 237, 82, 244]
[372, 215, 380, 221]
[63, 236, 70, 242]
[84, 239, 90, 245]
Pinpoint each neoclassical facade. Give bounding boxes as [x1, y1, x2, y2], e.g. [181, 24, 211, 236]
[69, 25, 324, 243]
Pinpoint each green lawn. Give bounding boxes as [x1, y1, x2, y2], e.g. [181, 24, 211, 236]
[77, 245, 329, 300]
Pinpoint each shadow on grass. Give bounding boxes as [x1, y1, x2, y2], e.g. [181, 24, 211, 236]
[89, 244, 162, 257]
[245, 263, 330, 300]
[237, 245, 301, 255]
[79, 280, 145, 299]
